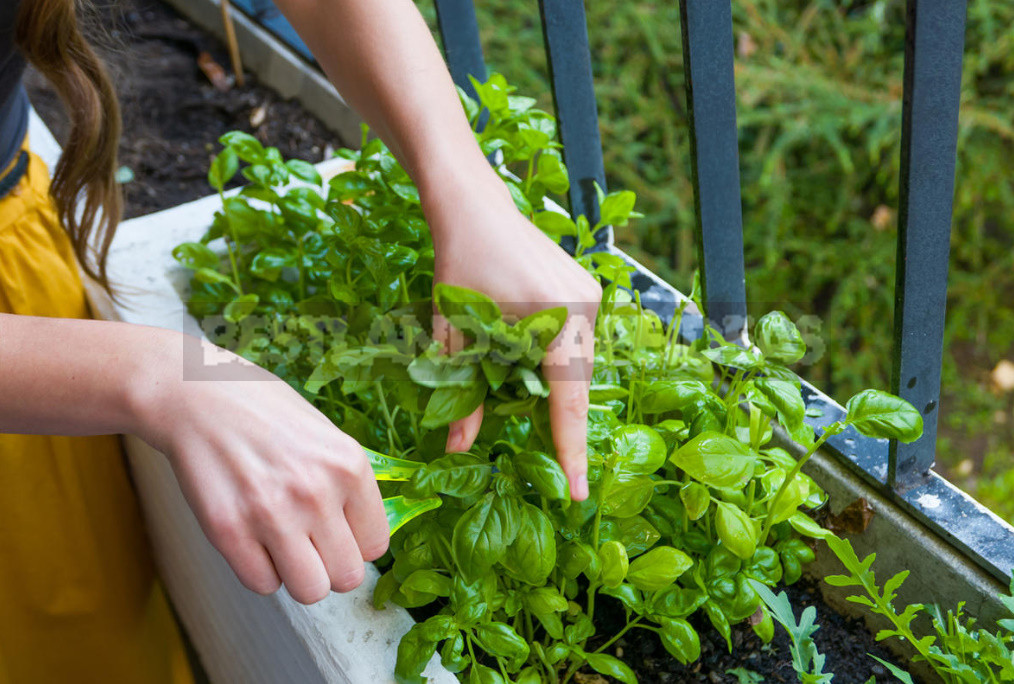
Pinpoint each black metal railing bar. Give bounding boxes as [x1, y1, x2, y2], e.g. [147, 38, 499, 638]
[889, 0, 968, 491]
[676, 0, 747, 341]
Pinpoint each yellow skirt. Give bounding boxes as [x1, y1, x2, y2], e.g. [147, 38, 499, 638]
[0, 146, 194, 684]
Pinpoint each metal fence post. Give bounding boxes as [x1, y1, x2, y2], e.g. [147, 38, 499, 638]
[889, 0, 967, 490]
[676, 0, 747, 341]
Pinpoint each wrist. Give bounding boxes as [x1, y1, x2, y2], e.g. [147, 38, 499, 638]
[121, 326, 187, 451]
[416, 157, 514, 240]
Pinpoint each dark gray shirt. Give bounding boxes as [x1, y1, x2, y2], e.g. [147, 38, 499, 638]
[1, 0, 27, 173]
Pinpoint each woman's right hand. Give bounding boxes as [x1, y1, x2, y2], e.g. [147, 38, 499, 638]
[131, 333, 389, 605]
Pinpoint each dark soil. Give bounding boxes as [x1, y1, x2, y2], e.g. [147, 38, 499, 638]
[25, 0, 345, 219]
[579, 576, 913, 684]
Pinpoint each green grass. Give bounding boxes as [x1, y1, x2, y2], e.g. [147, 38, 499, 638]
[416, 0, 1014, 522]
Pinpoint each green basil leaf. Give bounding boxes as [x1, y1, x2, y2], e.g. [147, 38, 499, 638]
[534, 211, 578, 238]
[615, 515, 661, 556]
[670, 432, 757, 489]
[715, 501, 759, 560]
[452, 493, 518, 580]
[513, 366, 550, 398]
[703, 546, 741, 581]
[194, 267, 236, 289]
[372, 569, 398, 610]
[501, 503, 557, 585]
[650, 585, 708, 619]
[679, 482, 712, 521]
[173, 242, 219, 270]
[219, 130, 265, 162]
[589, 384, 629, 401]
[559, 541, 596, 580]
[279, 195, 319, 231]
[418, 613, 457, 641]
[467, 664, 505, 684]
[224, 293, 259, 323]
[506, 180, 533, 215]
[328, 170, 375, 202]
[703, 600, 733, 651]
[434, 283, 502, 331]
[223, 197, 271, 238]
[411, 453, 493, 498]
[242, 163, 274, 188]
[515, 667, 542, 684]
[597, 190, 637, 228]
[481, 356, 511, 390]
[601, 474, 655, 518]
[421, 380, 488, 429]
[600, 583, 644, 613]
[535, 152, 570, 194]
[762, 468, 809, 524]
[408, 353, 480, 389]
[285, 158, 322, 186]
[777, 538, 815, 585]
[787, 511, 832, 540]
[440, 633, 469, 673]
[400, 570, 453, 606]
[451, 575, 492, 625]
[471, 73, 510, 115]
[514, 451, 569, 500]
[285, 185, 326, 209]
[743, 547, 783, 586]
[699, 344, 761, 370]
[250, 248, 297, 282]
[658, 617, 701, 665]
[755, 311, 805, 365]
[598, 540, 629, 588]
[208, 147, 239, 191]
[473, 622, 529, 662]
[844, 389, 924, 443]
[612, 424, 667, 473]
[507, 93, 537, 114]
[753, 377, 805, 432]
[752, 605, 775, 644]
[640, 379, 710, 414]
[523, 586, 568, 616]
[564, 613, 595, 645]
[389, 181, 420, 203]
[394, 623, 436, 684]
[585, 653, 637, 684]
[626, 546, 693, 592]
[517, 306, 568, 357]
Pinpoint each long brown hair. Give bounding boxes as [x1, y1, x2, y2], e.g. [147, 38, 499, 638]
[16, 0, 122, 289]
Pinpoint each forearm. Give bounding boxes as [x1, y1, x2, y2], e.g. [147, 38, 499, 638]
[0, 313, 175, 436]
[272, 0, 499, 206]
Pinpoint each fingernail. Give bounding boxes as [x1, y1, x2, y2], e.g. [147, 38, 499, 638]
[572, 472, 589, 501]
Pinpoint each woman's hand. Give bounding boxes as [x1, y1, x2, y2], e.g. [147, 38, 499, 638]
[132, 335, 389, 605]
[421, 164, 603, 501]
